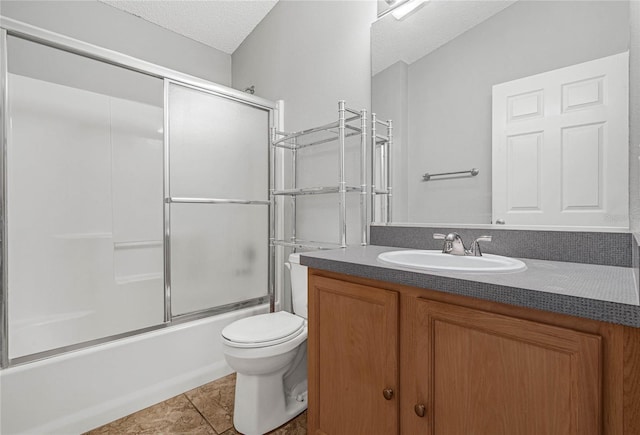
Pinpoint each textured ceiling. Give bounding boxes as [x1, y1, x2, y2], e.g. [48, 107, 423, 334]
[372, 0, 517, 75]
[100, 0, 279, 54]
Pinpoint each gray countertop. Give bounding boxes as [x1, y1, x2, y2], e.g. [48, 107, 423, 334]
[300, 245, 640, 328]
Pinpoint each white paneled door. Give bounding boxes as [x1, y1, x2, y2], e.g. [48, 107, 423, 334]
[492, 52, 628, 228]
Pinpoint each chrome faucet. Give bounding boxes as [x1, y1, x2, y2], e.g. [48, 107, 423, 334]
[433, 232, 466, 255]
[433, 233, 492, 256]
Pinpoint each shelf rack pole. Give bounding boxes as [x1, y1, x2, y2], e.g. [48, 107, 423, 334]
[386, 119, 393, 223]
[291, 137, 297, 245]
[338, 101, 347, 248]
[269, 126, 276, 313]
[380, 119, 387, 222]
[370, 113, 377, 224]
[360, 108, 368, 246]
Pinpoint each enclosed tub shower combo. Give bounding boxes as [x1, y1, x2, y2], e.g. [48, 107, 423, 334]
[0, 17, 278, 434]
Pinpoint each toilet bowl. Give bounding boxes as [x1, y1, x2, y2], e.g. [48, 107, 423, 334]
[221, 253, 308, 435]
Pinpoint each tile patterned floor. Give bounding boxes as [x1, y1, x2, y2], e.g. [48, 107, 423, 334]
[85, 373, 307, 435]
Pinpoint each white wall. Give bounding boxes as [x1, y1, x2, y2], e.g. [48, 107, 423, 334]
[0, 0, 231, 85]
[232, 0, 374, 131]
[232, 0, 376, 247]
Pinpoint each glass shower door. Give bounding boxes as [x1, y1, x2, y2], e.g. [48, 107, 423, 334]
[168, 83, 270, 317]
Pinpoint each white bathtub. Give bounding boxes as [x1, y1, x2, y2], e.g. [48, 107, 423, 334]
[0, 304, 268, 434]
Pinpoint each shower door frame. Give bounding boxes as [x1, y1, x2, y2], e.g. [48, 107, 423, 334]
[163, 79, 276, 322]
[0, 17, 277, 368]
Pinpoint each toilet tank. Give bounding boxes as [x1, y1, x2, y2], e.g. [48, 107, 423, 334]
[288, 253, 308, 319]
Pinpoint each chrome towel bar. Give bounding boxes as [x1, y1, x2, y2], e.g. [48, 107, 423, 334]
[422, 168, 479, 181]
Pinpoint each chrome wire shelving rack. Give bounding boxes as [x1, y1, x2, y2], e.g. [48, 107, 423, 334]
[270, 101, 368, 251]
[371, 113, 393, 223]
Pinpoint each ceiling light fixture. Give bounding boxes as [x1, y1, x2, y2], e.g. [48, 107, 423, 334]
[391, 0, 428, 20]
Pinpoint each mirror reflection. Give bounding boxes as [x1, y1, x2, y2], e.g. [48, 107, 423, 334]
[371, 0, 631, 229]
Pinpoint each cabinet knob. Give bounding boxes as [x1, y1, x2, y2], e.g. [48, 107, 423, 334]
[382, 388, 394, 400]
[414, 404, 426, 417]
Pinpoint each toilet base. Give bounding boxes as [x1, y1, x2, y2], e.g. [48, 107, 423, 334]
[221, 314, 308, 435]
[233, 368, 307, 435]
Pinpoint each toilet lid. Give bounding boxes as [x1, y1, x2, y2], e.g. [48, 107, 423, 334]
[222, 311, 305, 345]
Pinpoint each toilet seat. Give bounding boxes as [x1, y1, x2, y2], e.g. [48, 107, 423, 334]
[222, 311, 305, 349]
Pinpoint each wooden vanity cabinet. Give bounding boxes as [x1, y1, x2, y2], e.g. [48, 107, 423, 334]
[307, 275, 399, 435]
[406, 298, 600, 435]
[308, 269, 640, 435]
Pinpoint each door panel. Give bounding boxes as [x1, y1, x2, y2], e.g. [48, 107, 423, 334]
[308, 276, 399, 435]
[561, 123, 603, 209]
[413, 299, 601, 435]
[507, 132, 542, 211]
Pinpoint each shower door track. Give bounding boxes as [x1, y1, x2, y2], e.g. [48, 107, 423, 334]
[0, 17, 277, 368]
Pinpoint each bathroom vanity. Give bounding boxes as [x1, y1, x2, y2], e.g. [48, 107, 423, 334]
[301, 246, 640, 435]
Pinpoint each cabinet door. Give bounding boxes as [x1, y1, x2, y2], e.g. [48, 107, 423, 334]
[308, 275, 399, 435]
[410, 299, 601, 435]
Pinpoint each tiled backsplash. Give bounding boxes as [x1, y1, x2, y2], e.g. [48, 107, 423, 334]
[370, 225, 636, 267]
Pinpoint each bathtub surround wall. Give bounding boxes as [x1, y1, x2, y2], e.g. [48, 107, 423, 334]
[6, 66, 165, 359]
[0, 0, 231, 86]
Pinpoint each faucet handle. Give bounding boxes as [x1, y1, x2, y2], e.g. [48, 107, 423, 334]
[470, 235, 492, 256]
[475, 235, 492, 243]
[433, 233, 446, 240]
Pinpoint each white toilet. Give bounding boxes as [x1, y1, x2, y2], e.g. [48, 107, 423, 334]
[221, 253, 308, 435]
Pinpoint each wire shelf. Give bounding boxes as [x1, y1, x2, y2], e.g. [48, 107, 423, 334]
[272, 186, 360, 196]
[270, 101, 369, 251]
[273, 114, 363, 149]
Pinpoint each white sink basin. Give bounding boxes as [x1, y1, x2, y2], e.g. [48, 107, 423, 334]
[377, 250, 527, 273]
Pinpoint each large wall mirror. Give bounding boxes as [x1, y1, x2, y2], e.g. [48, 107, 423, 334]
[371, 0, 633, 230]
